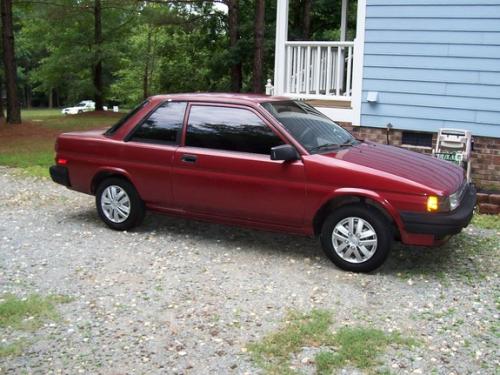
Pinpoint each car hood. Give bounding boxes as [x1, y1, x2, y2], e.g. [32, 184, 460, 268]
[322, 141, 464, 195]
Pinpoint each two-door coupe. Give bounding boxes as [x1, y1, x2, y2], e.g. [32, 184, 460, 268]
[50, 93, 475, 272]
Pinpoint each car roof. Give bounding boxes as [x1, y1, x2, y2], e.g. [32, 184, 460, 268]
[150, 93, 291, 106]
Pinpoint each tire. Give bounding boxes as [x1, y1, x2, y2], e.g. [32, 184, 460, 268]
[78, 110, 83, 114]
[320, 205, 392, 272]
[95, 177, 145, 231]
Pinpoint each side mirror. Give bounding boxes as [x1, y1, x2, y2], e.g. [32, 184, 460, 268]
[270, 144, 299, 161]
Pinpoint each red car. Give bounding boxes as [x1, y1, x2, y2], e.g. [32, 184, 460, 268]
[50, 93, 475, 272]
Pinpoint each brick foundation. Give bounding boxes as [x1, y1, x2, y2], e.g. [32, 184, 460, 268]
[339, 123, 500, 190]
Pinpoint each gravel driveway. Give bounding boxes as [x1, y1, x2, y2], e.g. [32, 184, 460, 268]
[0, 167, 498, 374]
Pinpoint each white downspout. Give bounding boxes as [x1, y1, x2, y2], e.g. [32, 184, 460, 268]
[351, 0, 367, 126]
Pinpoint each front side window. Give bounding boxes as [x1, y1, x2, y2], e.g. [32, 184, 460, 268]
[261, 100, 356, 154]
[185, 105, 283, 155]
[130, 101, 187, 144]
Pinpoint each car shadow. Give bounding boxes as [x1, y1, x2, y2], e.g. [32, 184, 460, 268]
[65, 209, 491, 280]
[67, 208, 325, 261]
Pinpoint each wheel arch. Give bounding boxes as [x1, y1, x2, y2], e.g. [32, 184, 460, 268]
[312, 189, 402, 237]
[91, 168, 135, 195]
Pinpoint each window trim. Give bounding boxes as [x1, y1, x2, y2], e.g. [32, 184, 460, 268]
[182, 102, 291, 156]
[124, 100, 188, 145]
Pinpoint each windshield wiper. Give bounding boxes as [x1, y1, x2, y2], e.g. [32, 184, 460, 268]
[309, 143, 341, 153]
[310, 140, 356, 154]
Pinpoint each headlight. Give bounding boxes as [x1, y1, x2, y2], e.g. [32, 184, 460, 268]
[448, 182, 467, 211]
[449, 192, 460, 211]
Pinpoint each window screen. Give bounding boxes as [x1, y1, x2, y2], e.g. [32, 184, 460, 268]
[131, 101, 187, 144]
[185, 106, 283, 154]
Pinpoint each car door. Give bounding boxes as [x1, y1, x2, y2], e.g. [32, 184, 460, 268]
[120, 101, 187, 207]
[172, 103, 306, 227]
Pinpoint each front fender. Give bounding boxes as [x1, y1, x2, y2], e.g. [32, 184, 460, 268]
[317, 188, 404, 231]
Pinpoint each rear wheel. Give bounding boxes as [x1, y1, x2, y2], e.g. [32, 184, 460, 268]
[320, 205, 392, 272]
[96, 178, 145, 230]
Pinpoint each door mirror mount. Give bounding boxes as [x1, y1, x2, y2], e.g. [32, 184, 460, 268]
[270, 144, 299, 162]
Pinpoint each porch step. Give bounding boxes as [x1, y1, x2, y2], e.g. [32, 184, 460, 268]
[306, 99, 351, 109]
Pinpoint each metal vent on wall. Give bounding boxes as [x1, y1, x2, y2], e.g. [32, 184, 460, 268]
[401, 131, 433, 148]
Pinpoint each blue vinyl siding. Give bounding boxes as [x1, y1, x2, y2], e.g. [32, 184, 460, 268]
[360, 0, 500, 137]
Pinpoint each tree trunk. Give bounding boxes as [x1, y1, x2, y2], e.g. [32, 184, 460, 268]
[303, 0, 312, 40]
[48, 88, 53, 108]
[0, 80, 4, 122]
[252, 0, 265, 93]
[1, 0, 21, 124]
[93, 0, 104, 111]
[226, 0, 242, 92]
[143, 27, 152, 100]
[25, 85, 32, 109]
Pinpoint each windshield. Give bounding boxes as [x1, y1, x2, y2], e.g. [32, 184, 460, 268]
[261, 100, 357, 154]
[77, 102, 87, 107]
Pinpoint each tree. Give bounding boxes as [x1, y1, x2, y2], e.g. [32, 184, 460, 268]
[226, 0, 242, 92]
[252, 0, 265, 93]
[303, 0, 312, 39]
[1, 0, 21, 124]
[93, 0, 104, 110]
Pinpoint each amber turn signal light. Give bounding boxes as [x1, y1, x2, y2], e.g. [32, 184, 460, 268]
[426, 196, 439, 212]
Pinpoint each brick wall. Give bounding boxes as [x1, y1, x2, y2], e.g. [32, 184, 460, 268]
[338, 124, 500, 190]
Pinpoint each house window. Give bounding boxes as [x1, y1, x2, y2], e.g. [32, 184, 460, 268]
[401, 131, 433, 148]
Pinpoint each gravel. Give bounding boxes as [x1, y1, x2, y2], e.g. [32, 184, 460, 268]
[0, 166, 498, 374]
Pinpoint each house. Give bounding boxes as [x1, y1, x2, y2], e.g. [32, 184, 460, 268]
[272, 0, 500, 189]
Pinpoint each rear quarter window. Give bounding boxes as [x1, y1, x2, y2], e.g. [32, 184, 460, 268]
[105, 100, 149, 136]
[129, 101, 187, 145]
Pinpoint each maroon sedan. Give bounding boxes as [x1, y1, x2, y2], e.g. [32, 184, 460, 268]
[50, 93, 475, 272]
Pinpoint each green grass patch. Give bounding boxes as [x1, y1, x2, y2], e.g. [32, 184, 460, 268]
[247, 309, 417, 375]
[0, 340, 28, 358]
[0, 109, 121, 177]
[472, 214, 500, 231]
[391, 231, 500, 284]
[0, 294, 73, 330]
[21, 108, 64, 121]
[0, 150, 54, 177]
[315, 328, 417, 374]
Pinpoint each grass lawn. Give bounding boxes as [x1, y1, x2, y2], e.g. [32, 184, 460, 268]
[0, 109, 122, 177]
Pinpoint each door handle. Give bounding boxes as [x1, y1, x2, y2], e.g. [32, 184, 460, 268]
[181, 154, 197, 163]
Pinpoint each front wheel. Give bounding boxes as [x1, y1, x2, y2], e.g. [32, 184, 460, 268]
[96, 178, 145, 231]
[320, 205, 392, 272]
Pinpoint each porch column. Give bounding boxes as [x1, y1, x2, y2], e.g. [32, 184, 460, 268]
[339, 0, 348, 93]
[274, 0, 289, 95]
[340, 0, 348, 42]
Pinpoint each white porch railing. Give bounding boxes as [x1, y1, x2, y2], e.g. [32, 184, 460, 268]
[283, 41, 354, 100]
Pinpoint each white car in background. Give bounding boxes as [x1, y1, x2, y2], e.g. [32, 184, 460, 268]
[61, 100, 95, 115]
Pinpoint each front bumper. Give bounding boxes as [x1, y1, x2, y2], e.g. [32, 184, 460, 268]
[49, 165, 71, 187]
[400, 184, 476, 238]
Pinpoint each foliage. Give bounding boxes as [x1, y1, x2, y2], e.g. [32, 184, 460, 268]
[6, 0, 351, 109]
